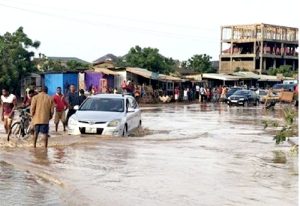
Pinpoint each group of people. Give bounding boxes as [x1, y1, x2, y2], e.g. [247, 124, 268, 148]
[121, 80, 146, 101]
[0, 85, 87, 148]
[179, 85, 229, 103]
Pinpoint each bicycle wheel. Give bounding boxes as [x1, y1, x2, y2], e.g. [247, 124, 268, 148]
[22, 124, 33, 140]
[7, 122, 21, 141]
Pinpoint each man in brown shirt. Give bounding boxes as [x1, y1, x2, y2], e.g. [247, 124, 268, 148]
[31, 86, 54, 148]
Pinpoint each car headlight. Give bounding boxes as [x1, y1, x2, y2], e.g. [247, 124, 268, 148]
[68, 116, 78, 127]
[107, 119, 121, 127]
[239, 98, 245, 101]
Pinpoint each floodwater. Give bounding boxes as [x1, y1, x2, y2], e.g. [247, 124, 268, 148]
[0, 103, 298, 206]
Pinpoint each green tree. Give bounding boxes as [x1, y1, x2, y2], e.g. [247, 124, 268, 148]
[267, 65, 296, 77]
[0, 27, 40, 93]
[186, 54, 214, 73]
[118, 45, 176, 74]
[263, 106, 298, 152]
[38, 58, 89, 72]
[66, 60, 90, 70]
[234, 67, 249, 72]
[181, 60, 188, 69]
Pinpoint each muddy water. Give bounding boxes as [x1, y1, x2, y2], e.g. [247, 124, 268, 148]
[0, 104, 298, 206]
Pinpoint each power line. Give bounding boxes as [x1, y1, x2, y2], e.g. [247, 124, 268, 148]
[0, 1, 218, 42]
[0, 0, 216, 32]
[0, 1, 221, 64]
[0, 4, 207, 42]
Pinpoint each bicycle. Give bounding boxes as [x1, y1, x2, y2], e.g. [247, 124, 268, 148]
[7, 108, 32, 141]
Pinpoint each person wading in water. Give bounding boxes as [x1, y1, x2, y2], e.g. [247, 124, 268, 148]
[31, 86, 54, 148]
[53, 87, 68, 132]
[1, 88, 17, 134]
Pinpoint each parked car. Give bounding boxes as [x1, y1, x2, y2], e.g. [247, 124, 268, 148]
[227, 90, 259, 106]
[68, 94, 142, 136]
[256, 89, 268, 103]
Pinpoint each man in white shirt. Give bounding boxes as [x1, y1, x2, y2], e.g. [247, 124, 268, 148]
[195, 85, 200, 100]
[200, 86, 205, 102]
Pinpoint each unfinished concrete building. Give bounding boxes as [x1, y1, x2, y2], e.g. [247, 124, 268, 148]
[219, 23, 298, 74]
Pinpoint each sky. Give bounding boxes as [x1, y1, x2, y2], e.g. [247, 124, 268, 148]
[0, 0, 299, 63]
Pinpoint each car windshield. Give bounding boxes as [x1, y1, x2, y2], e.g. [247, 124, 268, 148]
[79, 98, 124, 112]
[228, 88, 242, 95]
[233, 90, 250, 96]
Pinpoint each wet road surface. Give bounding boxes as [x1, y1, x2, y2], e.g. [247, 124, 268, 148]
[0, 103, 298, 206]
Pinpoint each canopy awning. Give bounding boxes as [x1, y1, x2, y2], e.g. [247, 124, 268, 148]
[233, 71, 291, 82]
[257, 75, 282, 82]
[186, 73, 240, 81]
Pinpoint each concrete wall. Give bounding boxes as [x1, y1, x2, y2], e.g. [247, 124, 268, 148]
[220, 61, 255, 74]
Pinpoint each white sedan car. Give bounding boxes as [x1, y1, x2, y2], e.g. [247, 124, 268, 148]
[68, 94, 142, 136]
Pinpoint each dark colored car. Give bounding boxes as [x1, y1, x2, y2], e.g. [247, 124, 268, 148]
[223, 87, 243, 102]
[226, 87, 243, 99]
[227, 90, 259, 106]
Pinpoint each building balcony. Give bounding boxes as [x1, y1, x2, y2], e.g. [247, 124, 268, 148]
[220, 53, 256, 58]
[221, 53, 298, 60]
[222, 38, 298, 45]
[262, 53, 298, 59]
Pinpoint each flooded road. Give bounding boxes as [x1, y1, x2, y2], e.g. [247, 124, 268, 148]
[0, 103, 298, 206]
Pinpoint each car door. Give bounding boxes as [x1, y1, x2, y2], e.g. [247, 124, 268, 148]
[128, 97, 140, 129]
[130, 97, 141, 128]
[126, 98, 135, 131]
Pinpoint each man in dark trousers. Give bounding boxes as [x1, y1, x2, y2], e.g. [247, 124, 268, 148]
[31, 86, 54, 148]
[66, 84, 80, 126]
[78, 89, 87, 105]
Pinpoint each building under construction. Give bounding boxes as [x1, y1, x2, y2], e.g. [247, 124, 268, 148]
[219, 23, 298, 74]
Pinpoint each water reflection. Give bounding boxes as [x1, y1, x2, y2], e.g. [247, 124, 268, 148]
[30, 148, 50, 166]
[53, 148, 66, 164]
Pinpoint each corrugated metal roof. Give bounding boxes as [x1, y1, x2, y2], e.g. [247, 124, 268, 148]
[93, 67, 119, 75]
[126, 67, 182, 82]
[233, 71, 292, 81]
[126, 67, 153, 79]
[159, 74, 182, 82]
[233, 72, 260, 79]
[204, 73, 241, 81]
[186, 73, 240, 81]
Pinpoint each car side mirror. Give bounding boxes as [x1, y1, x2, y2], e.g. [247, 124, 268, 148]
[127, 107, 135, 113]
[74, 105, 79, 110]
